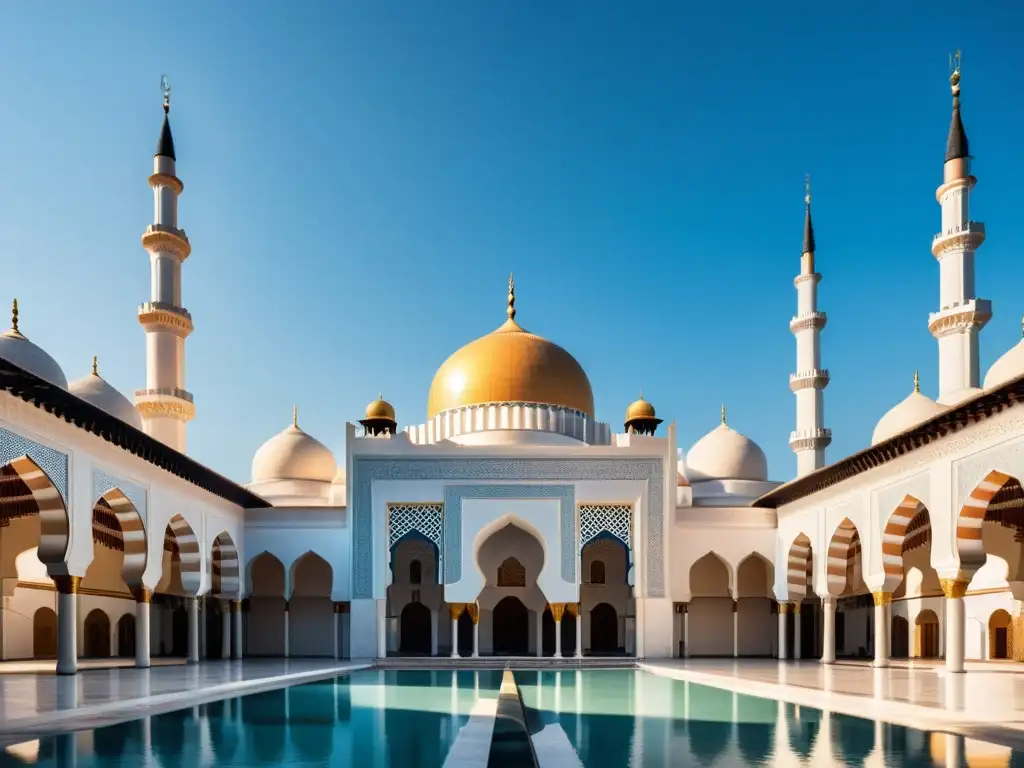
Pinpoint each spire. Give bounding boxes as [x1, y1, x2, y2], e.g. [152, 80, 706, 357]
[507, 273, 516, 321]
[721, 403, 726, 425]
[92, 355, 99, 376]
[914, 370, 920, 393]
[292, 404, 298, 428]
[945, 51, 969, 162]
[10, 298, 18, 333]
[156, 74, 176, 160]
[802, 174, 816, 254]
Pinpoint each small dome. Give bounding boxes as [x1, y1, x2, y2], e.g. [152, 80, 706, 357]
[252, 413, 337, 483]
[69, 358, 142, 428]
[0, 301, 67, 389]
[365, 394, 396, 422]
[685, 411, 768, 482]
[871, 373, 946, 445]
[984, 332, 1024, 390]
[625, 395, 657, 423]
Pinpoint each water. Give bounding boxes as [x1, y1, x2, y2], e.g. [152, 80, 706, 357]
[2, 668, 1021, 767]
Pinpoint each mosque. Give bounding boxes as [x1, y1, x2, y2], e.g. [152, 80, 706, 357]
[0, 57, 1022, 674]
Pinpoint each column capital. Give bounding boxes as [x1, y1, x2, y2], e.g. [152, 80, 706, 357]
[448, 602, 465, 620]
[282, 599, 289, 613]
[792, 601, 802, 616]
[940, 578, 969, 599]
[778, 602, 790, 614]
[130, 586, 152, 604]
[334, 601, 350, 614]
[872, 590, 892, 607]
[820, 594, 836, 607]
[732, 599, 738, 613]
[466, 603, 479, 624]
[52, 576, 81, 595]
[550, 603, 566, 621]
[566, 602, 580, 617]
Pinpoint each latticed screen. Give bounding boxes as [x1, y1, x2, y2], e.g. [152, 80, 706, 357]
[387, 503, 444, 549]
[579, 504, 631, 548]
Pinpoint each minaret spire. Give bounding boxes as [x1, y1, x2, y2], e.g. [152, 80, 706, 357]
[134, 74, 195, 452]
[507, 272, 516, 321]
[789, 177, 831, 476]
[930, 51, 989, 404]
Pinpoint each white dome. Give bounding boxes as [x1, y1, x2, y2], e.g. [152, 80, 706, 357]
[984, 338, 1024, 390]
[685, 423, 768, 482]
[0, 329, 67, 389]
[69, 367, 142, 428]
[252, 422, 337, 483]
[871, 386, 946, 445]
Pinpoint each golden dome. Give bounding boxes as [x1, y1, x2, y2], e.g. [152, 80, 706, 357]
[625, 395, 656, 423]
[365, 394, 396, 421]
[427, 276, 594, 419]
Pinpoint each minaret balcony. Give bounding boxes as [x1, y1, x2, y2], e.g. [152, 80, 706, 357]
[789, 369, 830, 392]
[789, 428, 832, 452]
[789, 312, 827, 333]
[931, 222, 985, 257]
[141, 224, 191, 260]
[928, 298, 992, 338]
[138, 302, 194, 337]
[134, 387, 195, 422]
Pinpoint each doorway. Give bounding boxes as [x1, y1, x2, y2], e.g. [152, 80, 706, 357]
[590, 602, 618, 654]
[399, 602, 432, 655]
[117, 614, 136, 657]
[492, 597, 530, 655]
[84, 609, 111, 658]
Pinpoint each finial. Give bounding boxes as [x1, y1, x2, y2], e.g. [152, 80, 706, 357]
[507, 273, 516, 321]
[10, 299, 18, 333]
[804, 174, 811, 207]
[949, 50, 962, 95]
[160, 74, 171, 114]
[721, 403, 726, 425]
[92, 356, 98, 376]
[914, 370, 920, 393]
[639, 389, 644, 400]
[292, 405, 298, 427]
[1020, 315, 1024, 339]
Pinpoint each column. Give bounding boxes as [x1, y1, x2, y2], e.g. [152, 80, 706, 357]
[468, 603, 480, 658]
[777, 602, 789, 660]
[941, 579, 967, 673]
[793, 602, 802, 660]
[574, 604, 583, 659]
[333, 602, 342, 660]
[536, 610, 544, 657]
[133, 588, 152, 668]
[285, 600, 292, 658]
[821, 596, 836, 664]
[449, 603, 463, 658]
[187, 597, 199, 664]
[732, 599, 739, 658]
[872, 591, 891, 668]
[54, 576, 79, 675]
[221, 600, 231, 659]
[376, 599, 387, 659]
[200, 598, 207, 659]
[232, 600, 243, 659]
[430, 609, 439, 656]
[682, 603, 689, 658]
[552, 603, 564, 659]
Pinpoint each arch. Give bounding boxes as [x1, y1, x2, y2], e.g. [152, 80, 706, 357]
[590, 602, 618, 654]
[736, 553, 773, 598]
[826, 518, 861, 596]
[211, 530, 240, 597]
[472, 513, 547, 574]
[32, 607, 57, 658]
[957, 470, 1018, 577]
[989, 609, 1012, 660]
[249, 551, 286, 596]
[290, 552, 334, 657]
[117, 613, 136, 657]
[881, 495, 930, 592]
[497, 557, 526, 587]
[891, 615, 909, 658]
[409, 559, 422, 585]
[290, 551, 333, 598]
[247, 551, 286, 656]
[165, 513, 201, 595]
[688, 552, 732, 597]
[91, 488, 148, 587]
[786, 533, 813, 599]
[914, 609, 940, 658]
[492, 596, 530, 655]
[2, 457, 70, 565]
[399, 602, 431, 655]
[590, 560, 606, 585]
[84, 609, 111, 657]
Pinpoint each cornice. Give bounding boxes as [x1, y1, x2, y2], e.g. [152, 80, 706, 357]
[789, 369, 830, 392]
[141, 225, 191, 261]
[793, 273, 821, 287]
[932, 223, 985, 257]
[935, 175, 976, 203]
[789, 429, 832, 452]
[928, 301, 992, 338]
[789, 312, 827, 333]
[135, 388, 196, 422]
[138, 302, 194, 338]
[148, 173, 184, 195]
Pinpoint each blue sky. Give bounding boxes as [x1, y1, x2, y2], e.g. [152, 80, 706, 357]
[1, 3, 1023, 485]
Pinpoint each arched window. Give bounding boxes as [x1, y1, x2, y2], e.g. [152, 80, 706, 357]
[590, 560, 606, 585]
[410, 559, 422, 585]
[497, 557, 526, 587]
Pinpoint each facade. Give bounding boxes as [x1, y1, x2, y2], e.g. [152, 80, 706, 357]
[0, 58, 1022, 674]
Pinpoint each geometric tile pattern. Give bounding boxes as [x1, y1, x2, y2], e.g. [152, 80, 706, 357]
[579, 504, 631, 549]
[0, 426, 68, 505]
[91, 467, 148, 525]
[387, 503, 443, 550]
[351, 457, 664, 599]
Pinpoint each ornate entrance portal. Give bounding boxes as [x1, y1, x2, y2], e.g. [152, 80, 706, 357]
[493, 596, 530, 655]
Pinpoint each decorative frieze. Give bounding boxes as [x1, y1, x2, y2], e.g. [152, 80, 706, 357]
[0, 426, 69, 505]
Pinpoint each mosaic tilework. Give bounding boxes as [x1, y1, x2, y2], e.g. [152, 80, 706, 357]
[350, 457, 664, 599]
[442, 484, 575, 584]
[91, 468, 149, 524]
[387, 503, 444, 550]
[580, 504, 632, 549]
[0, 426, 68, 505]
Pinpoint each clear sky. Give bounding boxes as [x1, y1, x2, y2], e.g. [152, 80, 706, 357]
[1, 2, 1023, 486]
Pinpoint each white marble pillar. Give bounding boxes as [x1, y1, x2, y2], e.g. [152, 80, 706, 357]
[232, 600, 243, 659]
[536, 611, 544, 657]
[200, 598, 207, 659]
[55, 576, 79, 675]
[732, 600, 739, 658]
[821, 596, 836, 664]
[430, 609, 439, 656]
[553, 604, 563, 659]
[574, 605, 583, 659]
[872, 591, 890, 668]
[777, 603, 788, 660]
[334, 603, 341, 660]
[134, 589, 151, 668]
[682, 604, 689, 658]
[449, 604, 462, 658]
[221, 602, 231, 659]
[793, 603, 802, 660]
[285, 601, 293, 658]
[942, 579, 967, 674]
[187, 597, 200, 664]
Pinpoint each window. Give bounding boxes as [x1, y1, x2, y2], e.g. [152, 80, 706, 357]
[410, 559, 422, 585]
[497, 557, 526, 587]
[590, 560, 606, 585]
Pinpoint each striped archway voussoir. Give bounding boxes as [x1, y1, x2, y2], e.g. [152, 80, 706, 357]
[786, 533, 812, 599]
[826, 518, 860, 596]
[957, 469, 1016, 577]
[8, 456, 69, 565]
[166, 513, 202, 595]
[212, 531, 240, 597]
[881, 495, 929, 592]
[97, 489, 148, 587]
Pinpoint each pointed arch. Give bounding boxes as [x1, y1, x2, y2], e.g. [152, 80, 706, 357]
[212, 531, 240, 597]
[958, 470, 1019, 577]
[881, 495, 930, 592]
[165, 513, 201, 595]
[826, 518, 861, 596]
[786, 532, 813, 599]
[92, 488, 148, 587]
[2, 456, 69, 565]
[736, 552, 774, 598]
[290, 551, 333, 598]
[247, 551, 286, 597]
[688, 551, 733, 597]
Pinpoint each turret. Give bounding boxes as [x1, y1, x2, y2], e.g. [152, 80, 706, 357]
[134, 75, 195, 451]
[789, 176, 831, 476]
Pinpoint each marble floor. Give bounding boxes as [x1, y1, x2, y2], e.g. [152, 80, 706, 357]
[0, 657, 186, 674]
[0, 658, 372, 746]
[642, 658, 1024, 750]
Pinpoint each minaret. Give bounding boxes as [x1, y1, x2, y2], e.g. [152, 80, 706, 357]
[930, 51, 989, 404]
[134, 75, 195, 451]
[789, 176, 831, 476]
